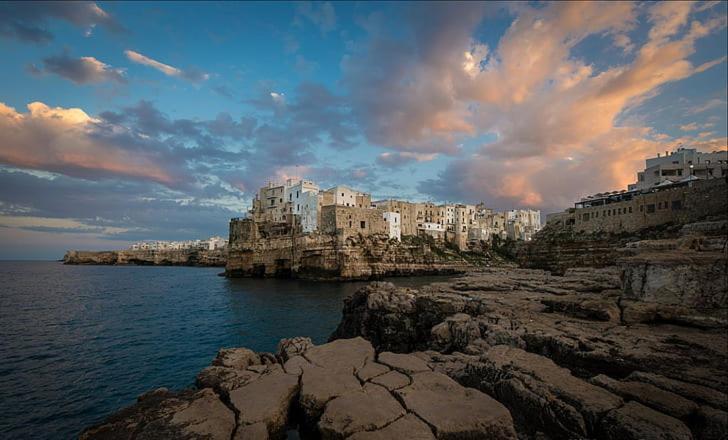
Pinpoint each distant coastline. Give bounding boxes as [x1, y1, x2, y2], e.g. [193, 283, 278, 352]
[62, 248, 226, 267]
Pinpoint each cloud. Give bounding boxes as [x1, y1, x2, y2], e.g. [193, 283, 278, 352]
[124, 49, 209, 82]
[680, 122, 714, 131]
[343, 2, 725, 211]
[295, 2, 337, 33]
[687, 97, 727, 114]
[36, 52, 126, 84]
[377, 152, 438, 168]
[0, 101, 182, 185]
[0, 1, 124, 43]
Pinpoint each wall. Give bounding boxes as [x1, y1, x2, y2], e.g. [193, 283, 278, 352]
[572, 178, 727, 234]
[320, 205, 387, 237]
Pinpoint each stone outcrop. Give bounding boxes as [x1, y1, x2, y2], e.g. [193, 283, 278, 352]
[332, 267, 727, 439]
[63, 249, 226, 267]
[82, 337, 517, 440]
[226, 224, 480, 280]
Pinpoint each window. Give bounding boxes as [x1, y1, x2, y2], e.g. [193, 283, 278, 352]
[671, 200, 682, 210]
[647, 204, 655, 213]
[341, 192, 344, 197]
[628, 206, 632, 213]
[582, 213, 590, 221]
[360, 221, 366, 229]
[349, 221, 352, 228]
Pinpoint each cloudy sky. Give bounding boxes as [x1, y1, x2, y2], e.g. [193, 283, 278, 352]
[0, 1, 726, 259]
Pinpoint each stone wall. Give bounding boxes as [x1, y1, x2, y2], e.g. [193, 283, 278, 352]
[320, 205, 387, 237]
[572, 178, 726, 234]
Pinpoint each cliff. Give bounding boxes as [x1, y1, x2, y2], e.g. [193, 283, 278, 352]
[226, 221, 485, 280]
[63, 249, 226, 267]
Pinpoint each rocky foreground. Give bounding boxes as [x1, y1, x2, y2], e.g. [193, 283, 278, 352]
[81, 221, 727, 440]
[82, 267, 727, 440]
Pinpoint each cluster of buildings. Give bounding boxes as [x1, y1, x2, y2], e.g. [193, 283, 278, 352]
[247, 179, 541, 250]
[548, 147, 728, 234]
[129, 236, 227, 251]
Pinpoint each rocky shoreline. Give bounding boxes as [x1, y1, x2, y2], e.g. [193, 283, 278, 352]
[62, 249, 227, 267]
[80, 220, 727, 439]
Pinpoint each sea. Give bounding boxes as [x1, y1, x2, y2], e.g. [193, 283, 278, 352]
[0, 261, 444, 439]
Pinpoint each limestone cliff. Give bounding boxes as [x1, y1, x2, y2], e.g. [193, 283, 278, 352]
[226, 219, 484, 280]
[63, 249, 226, 267]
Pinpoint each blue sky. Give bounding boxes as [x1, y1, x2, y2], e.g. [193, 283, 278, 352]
[0, 1, 726, 259]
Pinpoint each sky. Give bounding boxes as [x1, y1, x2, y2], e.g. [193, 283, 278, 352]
[0, 1, 726, 259]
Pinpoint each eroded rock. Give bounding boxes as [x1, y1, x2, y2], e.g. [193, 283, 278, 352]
[395, 371, 517, 440]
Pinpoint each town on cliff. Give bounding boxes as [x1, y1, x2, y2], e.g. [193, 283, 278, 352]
[79, 147, 727, 439]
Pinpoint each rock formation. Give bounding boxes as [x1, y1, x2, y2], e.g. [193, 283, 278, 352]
[63, 249, 226, 267]
[331, 266, 727, 439]
[226, 229, 482, 280]
[81, 337, 518, 440]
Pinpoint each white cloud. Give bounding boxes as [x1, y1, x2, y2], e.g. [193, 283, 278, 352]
[124, 49, 209, 82]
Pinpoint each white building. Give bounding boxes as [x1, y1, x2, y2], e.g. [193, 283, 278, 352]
[284, 179, 319, 216]
[383, 212, 401, 241]
[299, 191, 320, 233]
[328, 185, 368, 207]
[628, 147, 728, 191]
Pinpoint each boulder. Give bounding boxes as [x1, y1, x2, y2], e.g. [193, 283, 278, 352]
[80, 388, 235, 440]
[212, 347, 260, 369]
[277, 337, 314, 362]
[195, 366, 260, 397]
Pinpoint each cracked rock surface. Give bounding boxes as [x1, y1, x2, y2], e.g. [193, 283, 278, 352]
[81, 337, 516, 439]
[332, 266, 728, 440]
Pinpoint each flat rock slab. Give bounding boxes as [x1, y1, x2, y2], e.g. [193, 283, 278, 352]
[378, 352, 431, 374]
[591, 374, 698, 419]
[347, 414, 436, 440]
[481, 345, 623, 437]
[80, 388, 235, 440]
[229, 370, 299, 437]
[395, 371, 517, 440]
[233, 422, 269, 440]
[318, 385, 406, 439]
[305, 336, 374, 372]
[598, 401, 693, 440]
[196, 366, 260, 396]
[356, 361, 391, 382]
[370, 370, 410, 390]
[299, 366, 362, 419]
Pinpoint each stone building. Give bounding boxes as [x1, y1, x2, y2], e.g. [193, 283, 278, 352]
[628, 147, 727, 191]
[382, 212, 401, 241]
[371, 199, 419, 236]
[320, 205, 388, 237]
[549, 177, 727, 234]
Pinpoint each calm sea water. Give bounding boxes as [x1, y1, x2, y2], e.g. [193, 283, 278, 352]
[0, 261, 444, 439]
